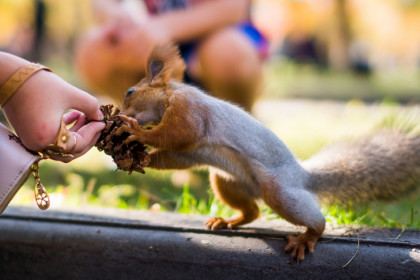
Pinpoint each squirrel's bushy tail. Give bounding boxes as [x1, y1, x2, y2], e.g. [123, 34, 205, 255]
[303, 129, 420, 205]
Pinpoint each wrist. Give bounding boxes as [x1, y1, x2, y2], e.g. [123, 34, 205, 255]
[0, 62, 51, 108]
[2, 63, 54, 151]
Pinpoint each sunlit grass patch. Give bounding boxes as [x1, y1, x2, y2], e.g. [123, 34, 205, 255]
[322, 196, 419, 229]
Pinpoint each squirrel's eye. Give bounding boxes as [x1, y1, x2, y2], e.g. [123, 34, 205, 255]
[126, 88, 135, 97]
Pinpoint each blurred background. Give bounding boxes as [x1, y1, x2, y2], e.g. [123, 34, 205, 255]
[2, 0, 419, 227]
[2, 0, 420, 100]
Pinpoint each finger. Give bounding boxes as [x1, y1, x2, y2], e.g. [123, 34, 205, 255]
[48, 122, 104, 163]
[68, 112, 88, 132]
[73, 121, 106, 153]
[50, 131, 101, 163]
[79, 130, 103, 155]
[66, 133, 78, 153]
[63, 110, 82, 125]
[46, 132, 77, 163]
[70, 130, 102, 160]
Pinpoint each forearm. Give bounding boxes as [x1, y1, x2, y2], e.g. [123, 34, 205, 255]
[150, 0, 251, 42]
[0, 52, 28, 88]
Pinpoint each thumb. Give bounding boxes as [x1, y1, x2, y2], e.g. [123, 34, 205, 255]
[67, 87, 104, 121]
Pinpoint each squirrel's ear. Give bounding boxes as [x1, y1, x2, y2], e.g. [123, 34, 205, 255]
[149, 60, 164, 78]
[146, 43, 186, 85]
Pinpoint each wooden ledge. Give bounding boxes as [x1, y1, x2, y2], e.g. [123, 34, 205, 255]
[0, 206, 419, 279]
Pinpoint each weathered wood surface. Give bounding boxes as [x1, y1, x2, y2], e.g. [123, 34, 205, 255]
[0, 206, 419, 279]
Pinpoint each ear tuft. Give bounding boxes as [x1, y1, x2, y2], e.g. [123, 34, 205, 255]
[146, 42, 186, 83]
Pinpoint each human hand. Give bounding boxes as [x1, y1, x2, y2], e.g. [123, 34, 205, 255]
[3, 69, 105, 162]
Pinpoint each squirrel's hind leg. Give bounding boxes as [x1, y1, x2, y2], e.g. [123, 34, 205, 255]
[261, 180, 325, 261]
[205, 172, 260, 230]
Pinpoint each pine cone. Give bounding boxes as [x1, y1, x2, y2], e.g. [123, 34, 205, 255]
[95, 104, 150, 174]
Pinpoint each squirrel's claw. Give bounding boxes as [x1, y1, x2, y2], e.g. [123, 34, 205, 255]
[124, 134, 143, 145]
[116, 115, 141, 130]
[285, 235, 306, 261]
[117, 114, 136, 124]
[115, 125, 130, 136]
[285, 231, 319, 261]
[205, 217, 233, 230]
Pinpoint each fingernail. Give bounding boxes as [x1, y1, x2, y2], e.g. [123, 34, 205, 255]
[98, 109, 104, 120]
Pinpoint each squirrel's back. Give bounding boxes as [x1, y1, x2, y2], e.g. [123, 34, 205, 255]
[303, 129, 420, 204]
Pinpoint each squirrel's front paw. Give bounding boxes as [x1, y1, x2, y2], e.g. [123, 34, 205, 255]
[205, 217, 233, 230]
[284, 230, 319, 262]
[116, 115, 141, 131]
[116, 115, 145, 144]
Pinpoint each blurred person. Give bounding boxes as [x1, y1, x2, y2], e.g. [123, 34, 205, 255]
[0, 51, 105, 212]
[75, 0, 268, 111]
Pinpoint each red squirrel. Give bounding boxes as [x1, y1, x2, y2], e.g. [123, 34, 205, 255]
[116, 43, 420, 261]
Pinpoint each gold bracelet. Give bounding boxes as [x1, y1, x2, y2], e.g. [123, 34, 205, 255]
[40, 117, 74, 159]
[0, 63, 51, 108]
